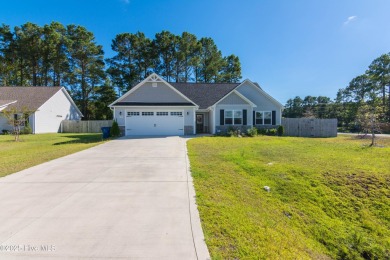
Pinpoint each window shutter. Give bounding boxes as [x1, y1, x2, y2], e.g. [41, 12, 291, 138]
[243, 109, 247, 125]
[272, 110, 276, 125]
[220, 109, 224, 125]
[253, 111, 255, 126]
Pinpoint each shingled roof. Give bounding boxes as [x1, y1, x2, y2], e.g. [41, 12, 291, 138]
[169, 82, 240, 109]
[0, 86, 62, 111]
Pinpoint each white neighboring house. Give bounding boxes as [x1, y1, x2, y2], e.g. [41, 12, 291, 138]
[109, 73, 284, 136]
[0, 87, 82, 134]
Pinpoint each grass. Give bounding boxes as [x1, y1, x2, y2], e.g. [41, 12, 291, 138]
[0, 133, 105, 178]
[187, 135, 390, 259]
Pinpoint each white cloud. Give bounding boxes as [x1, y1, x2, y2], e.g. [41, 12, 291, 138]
[343, 16, 357, 25]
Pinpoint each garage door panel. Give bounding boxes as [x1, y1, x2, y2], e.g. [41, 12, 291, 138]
[125, 110, 184, 136]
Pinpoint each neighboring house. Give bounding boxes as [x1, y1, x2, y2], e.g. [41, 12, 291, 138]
[109, 73, 283, 136]
[0, 87, 82, 133]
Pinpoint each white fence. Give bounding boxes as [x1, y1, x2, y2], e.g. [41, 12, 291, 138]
[61, 120, 113, 133]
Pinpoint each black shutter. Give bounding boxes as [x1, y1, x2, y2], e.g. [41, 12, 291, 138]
[220, 109, 224, 125]
[243, 109, 247, 125]
[253, 111, 255, 126]
[272, 110, 276, 125]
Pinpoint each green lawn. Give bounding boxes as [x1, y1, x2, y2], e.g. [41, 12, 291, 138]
[187, 136, 390, 260]
[0, 133, 105, 178]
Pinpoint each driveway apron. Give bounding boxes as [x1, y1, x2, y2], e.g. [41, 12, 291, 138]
[0, 136, 209, 259]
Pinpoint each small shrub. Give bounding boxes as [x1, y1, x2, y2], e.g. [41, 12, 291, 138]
[110, 120, 120, 137]
[267, 129, 277, 136]
[22, 121, 32, 134]
[277, 125, 284, 136]
[247, 127, 258, 137]
[257, 128, 267, 135]
[227, 126, 241, 137]
[2, 129, 10, 135]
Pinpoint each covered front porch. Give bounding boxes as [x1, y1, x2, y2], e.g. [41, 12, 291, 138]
[195, 110, 212, 134]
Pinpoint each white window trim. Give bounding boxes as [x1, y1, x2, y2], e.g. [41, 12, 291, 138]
[225, 110, 243, 125]
[255, 111, 272, 125]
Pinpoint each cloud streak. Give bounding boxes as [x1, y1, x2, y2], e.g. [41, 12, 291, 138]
[344, 16, 357, 25]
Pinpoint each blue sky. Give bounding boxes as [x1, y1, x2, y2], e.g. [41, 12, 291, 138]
[1, 0, 389, 103]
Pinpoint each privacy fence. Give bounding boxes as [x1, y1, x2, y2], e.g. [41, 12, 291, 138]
[282, 118, 337, 137]
[61, 120, 113, 133]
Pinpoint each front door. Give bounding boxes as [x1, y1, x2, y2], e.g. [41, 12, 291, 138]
[196, 114, 203, 133]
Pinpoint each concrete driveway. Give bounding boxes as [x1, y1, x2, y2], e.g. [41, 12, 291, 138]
[0, 136, 210, 259]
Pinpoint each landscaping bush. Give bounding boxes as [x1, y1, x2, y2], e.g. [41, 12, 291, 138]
[277, 125, 284, 136]
[257, 128, 268, 135]
[246, 127, 258, 137]
[267, 128, 277, 136]
[22, 121, 32, 134]
[110, 120, 120, 137]
[227, 126, 241, 137]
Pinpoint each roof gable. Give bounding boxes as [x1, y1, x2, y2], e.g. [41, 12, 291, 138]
[110, 73, 197, 107]
[216, 90, 256, 107]
[0, 86, 62, 111]
[170, 82, 239, 109]
[236, 79, 284, 109]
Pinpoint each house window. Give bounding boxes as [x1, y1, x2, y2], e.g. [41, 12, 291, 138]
[264, 112, 272, 124]
[255, 112, 263, 124]
[225, 110, 242, 125]
[141, 112, 154, 116]
[127, 112, 140, 117]
[256, 111, 272, 125]
[156, 112, 168, 116]
[170, 112, 183, 116]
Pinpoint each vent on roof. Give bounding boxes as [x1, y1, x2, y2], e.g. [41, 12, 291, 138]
[152, 83, 157, 87]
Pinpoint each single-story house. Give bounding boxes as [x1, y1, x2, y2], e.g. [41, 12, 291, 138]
[109, 73, 283, 136]
[0, 87, 82, 133]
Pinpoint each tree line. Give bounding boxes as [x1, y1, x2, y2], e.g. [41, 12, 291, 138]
[0, 22, 242, 119]
[283, 52, 390, 132]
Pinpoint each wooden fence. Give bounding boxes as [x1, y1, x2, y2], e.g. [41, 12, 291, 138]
[61, 120, 113, 133]
[282, 118, 337, 137]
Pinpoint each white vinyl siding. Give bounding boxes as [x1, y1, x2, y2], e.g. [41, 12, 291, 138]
[121, 82, 189, 103]
[34, 89, 81, 133]
[237, 83, 282, 125]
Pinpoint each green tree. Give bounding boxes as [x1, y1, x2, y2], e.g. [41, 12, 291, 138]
[283, 96, 304, 118]
[1, 107, 33, 141]
[94, 79, 117, 120]
[14, 22, 43, 86]
[198, 37, 223, 83]
[66, 24, 105, 120]
[106, 32, 154, 94]
[42, 22, 69, 86]
[177, 32, 201, 82]
[356, 102, 382, 146]
[0, 24, 15, 86]
[367, 53, 390, 120]
[220, 54, 242, 83]
[153, 31, 177, 82]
